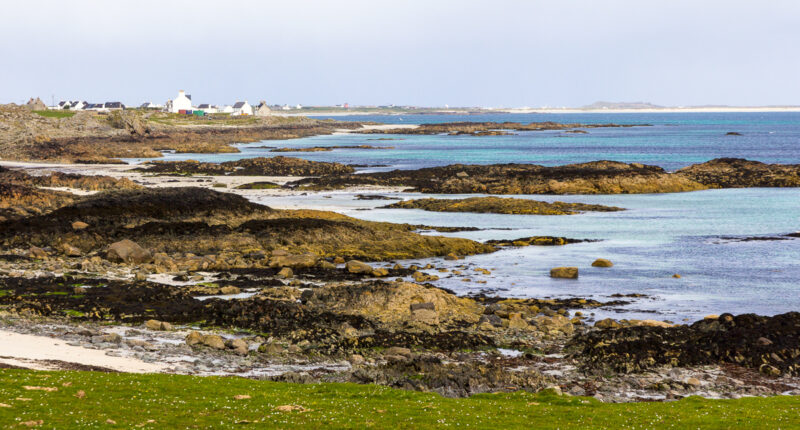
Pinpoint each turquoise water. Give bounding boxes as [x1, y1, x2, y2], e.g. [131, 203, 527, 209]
[252, 189, 800, 321]
[127, 112, 800, 172]
[127, 112, 800, 321]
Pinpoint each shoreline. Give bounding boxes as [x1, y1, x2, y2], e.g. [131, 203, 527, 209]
[277, 106, 800, 116]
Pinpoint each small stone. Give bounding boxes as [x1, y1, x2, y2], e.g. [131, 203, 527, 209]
[591, 258, 613, 268]
[277, 267, 293, 279]
[672, 273, 681, 278]
[102, 333, 122, 344]
[685, 377, 701, 387]
[757, 337, 773, 346]
[371, 268, 389, 277]
[444, 253, 460, 261]
[144, 319, 162, 330]
[134, 271, 148, 281]
[385, 346, 412, 357]
[349, 354, 365, 364]
[333, 256, 346, 264]
[71, 221, 89, 230]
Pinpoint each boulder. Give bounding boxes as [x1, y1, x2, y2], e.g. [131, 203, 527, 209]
[371, 268, 390, 277]
[591, 258, 613, 268]
[594, 318, 622, 329]
[507, 312, 529, 330]
[61, 244, 82, 257]
[269, 253, 318, 269]
[106, 239, 152, 264]
[412, 271, 439, 283]
[277, 267, 293, 279]
[550, 267, 578, 279]
[144, 319, 172, 331]
[385, 346, 412, 357]
[185, 331, 204, 346]
[229, 338, 249, 356]
[202, 334, 226, 350]
[346, 260, 373, 274]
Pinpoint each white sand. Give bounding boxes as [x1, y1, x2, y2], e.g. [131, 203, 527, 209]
[0, 330, 167, 373]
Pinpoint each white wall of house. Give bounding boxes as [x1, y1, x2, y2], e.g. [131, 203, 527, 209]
[169, 90, 193, 113]
[221, 105, 234, 113]
[232, 101, 253, 116]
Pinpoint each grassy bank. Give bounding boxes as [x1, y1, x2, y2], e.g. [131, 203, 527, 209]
[32, 110, 76, 119]
[1, 369, 798, 428]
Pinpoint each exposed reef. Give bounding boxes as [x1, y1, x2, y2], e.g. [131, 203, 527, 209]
[676, 158, 800, 188]
[136, 156, 355, 176]
[290, 160, 708, 194]
[382, 196, 624, 215]
[356, 121, 646, 135]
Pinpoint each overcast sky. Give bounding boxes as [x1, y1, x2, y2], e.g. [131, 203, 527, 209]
[2, 0, 799, 107]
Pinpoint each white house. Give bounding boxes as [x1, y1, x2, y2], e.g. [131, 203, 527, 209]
[197, 104, 218, 114]
[231, 101, 252, 116]
[220, 105, 234, 114]
[167, 90, 193, 113]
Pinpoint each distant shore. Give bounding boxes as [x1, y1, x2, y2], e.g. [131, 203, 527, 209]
[276, 106, 800, 116]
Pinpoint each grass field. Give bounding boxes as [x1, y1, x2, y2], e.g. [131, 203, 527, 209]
[1, 369, 798, 428]
[32, 110, 76, 119]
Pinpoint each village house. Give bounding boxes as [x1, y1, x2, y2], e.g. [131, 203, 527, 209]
[231, 101, 252, 116]
[139, 102, 163, 110]
[196, 104, 218, 114]
[220, 105, 234, 114]
[254, 101, 271, 116]
[166, 90, 193, 113]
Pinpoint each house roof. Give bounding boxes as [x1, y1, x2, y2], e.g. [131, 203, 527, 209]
[233, 101, 246, 108]
[197, 104, 210, 109]
[104, 102, 124, 108]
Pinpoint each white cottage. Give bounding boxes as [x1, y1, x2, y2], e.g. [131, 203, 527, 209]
[168, 90, 193, 113]
[220, 105, 234, 114]
[231, 101, 252, 116]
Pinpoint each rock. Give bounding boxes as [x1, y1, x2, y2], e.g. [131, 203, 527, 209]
[202, 334, 226, 350]
[704, 314, 719, 320]
[478, 314, 503, 328]
[333, 256, 346, 264]
[61, 244, 82, 257]
[410, 307, 438, 325]
[760, 364, 781, 376]
[102, 333, 122, 344]
[591, 258, 613, 268]
[594, 318, 622, 329]
[259, 343, 284, 355]
[229, 338, 249, 355]
[444, 253, 460, 261]
[28, 246, 48, 259]
[271, 249, 289, 257]
[507, 312, 529, 330]
[385, 346, 412, 357]
[534, 314, 574, 335]
[672, 274, 681, 278]
[317, 260, 336, 270]
[410, 302, 435, 312]
[630, 319, 673, 328]
[412, 271, 439, 282]
[269, 253, 318, 269]
[349, 354, 365, 364]
[550, 267, 578, 279]
[685, 377, 702, 387]
[106, 239, 152, 264]
[144, 319, 172, 331]
[757, 337, 773, 346]
[371, 268, 390, 277]
[71, 221, 89, 230]
[134, 271, 148, 281]
[185, 331, 204, 346]
[219, 286, 241, 295]
[277, 267, 293, 279]
[346, 260, 373, 274]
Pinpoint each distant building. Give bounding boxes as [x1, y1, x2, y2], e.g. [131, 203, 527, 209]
[254, 101, 271, 116]
[139, 102, 163, 110]
[197, 104, 218, 114]
[167, 90, 193, 113]
[103, 102, 125, 111]
[231, 100, 252, 116]
[220, 105, 234, 114]
[25, 97, 47, 111]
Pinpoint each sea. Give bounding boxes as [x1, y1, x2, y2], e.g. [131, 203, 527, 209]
[126, 112, 800, 322]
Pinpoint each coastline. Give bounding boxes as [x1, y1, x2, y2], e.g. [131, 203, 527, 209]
[275, 106, 800, 116]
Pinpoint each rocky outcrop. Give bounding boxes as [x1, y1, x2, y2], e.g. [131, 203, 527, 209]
[291, 160, 708, 194]
[0, 187, 495, 263]
[569, 312, 800, 376]
[383, 196, 624, 215]
[550, 267, 579, 279]
[675, 158, 800, 188]
[106, 239, 153, 264]
[138, 156, 354, 176]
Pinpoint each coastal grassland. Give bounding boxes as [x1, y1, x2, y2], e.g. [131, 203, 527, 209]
[32, 110, 76, 119]
[1, 369, 798, 429]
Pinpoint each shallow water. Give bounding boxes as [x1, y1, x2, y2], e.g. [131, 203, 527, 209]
[126, 112, 800, 321]
[126, 112, 800, 172]
[253, 188, 800, 322]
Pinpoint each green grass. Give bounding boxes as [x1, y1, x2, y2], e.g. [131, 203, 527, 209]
[32, 110, 76, 119]
[0, 369, 798, 429]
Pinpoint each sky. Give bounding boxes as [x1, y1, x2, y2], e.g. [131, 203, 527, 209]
[2, 0, 799, 107]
